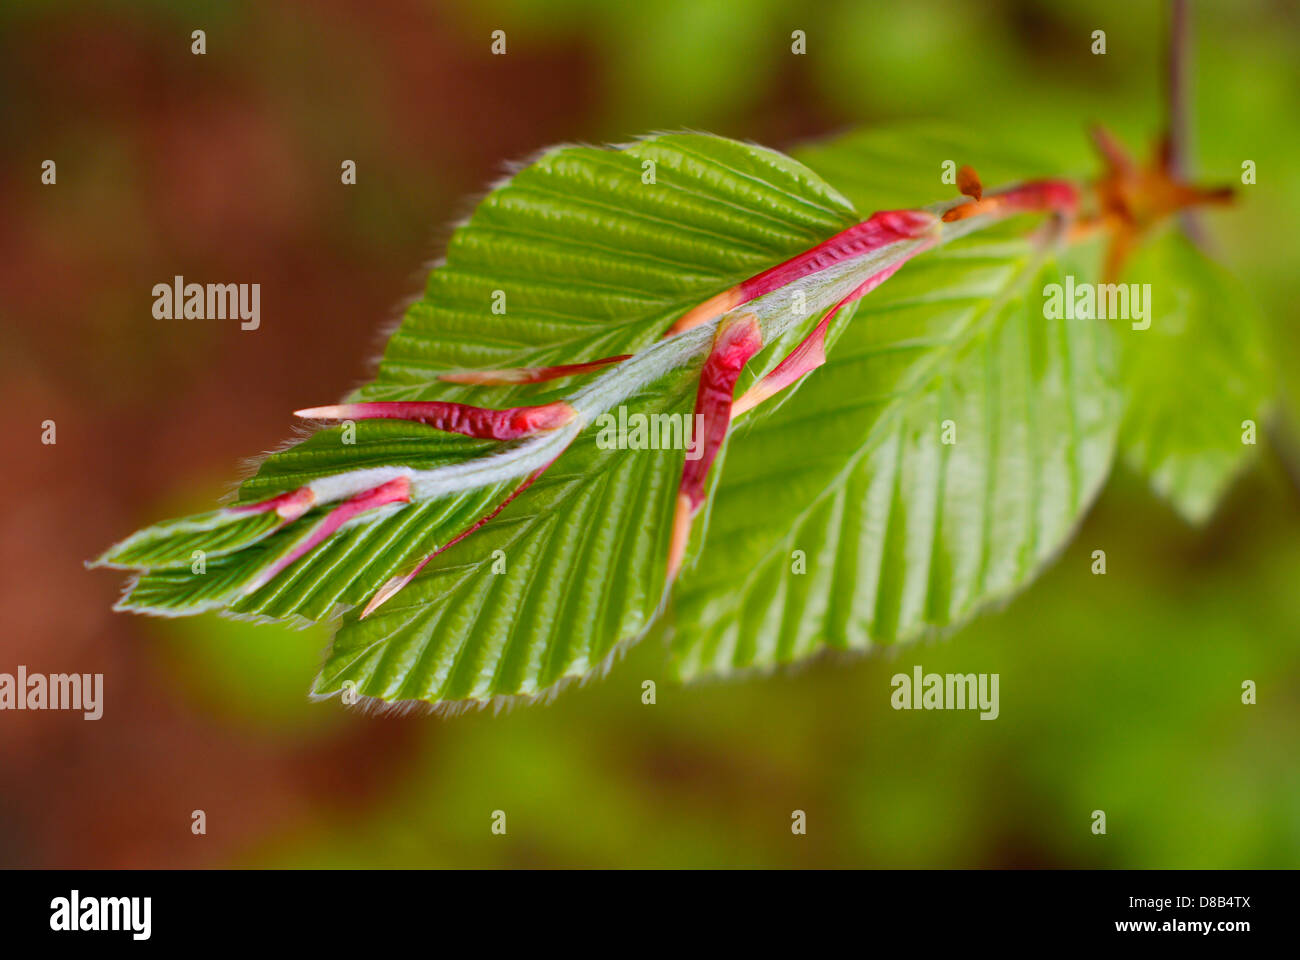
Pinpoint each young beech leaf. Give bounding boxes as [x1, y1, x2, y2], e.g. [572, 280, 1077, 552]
[665, 128, 1122, 679]
[671, 226, 1121, 679]
[358, 134, 862, 407]
[1114, 231, 1272, 523]
[94, 128, 1248, 711]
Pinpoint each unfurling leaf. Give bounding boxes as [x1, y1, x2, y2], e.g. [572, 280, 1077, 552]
[95, 127, 1262, 710]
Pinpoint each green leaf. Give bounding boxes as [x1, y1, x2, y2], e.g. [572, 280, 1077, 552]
[101, 133, 866, 706]
[668, 128, 1122, 679]
[672, 233, 1121, 678]
[1115, 230, 1273, 522]
[792, 122, 1073, 213]
[312, 377, 696, 705]
[92, 509, 284, 571]
[101, 125, 1258, 709]
[360, 133, 858, 406]
[298, 135, 865, 690]
[114, 422, 516, 618]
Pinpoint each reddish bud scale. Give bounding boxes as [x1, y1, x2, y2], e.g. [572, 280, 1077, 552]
[360, 460, 555, 619]
[734, 210, 939, 304]
[1082, 125, 1236, 280]
[957, 165, 983, 200]
[732, 243, 931, 417]
[439, 355, 631, 386]
[665, 209, 939, 336]
[1090, 124, 1138, 178]
[295, 400, 576, 440]
[228, 485, 316, 521]
[679, 315, 765, 510]
[996, 180, 1079, 215]
[731, 317, 828, 419]
[248, 477, 412, 592]
[667, 316, 764, 582]
[942, 179, 1079, 223]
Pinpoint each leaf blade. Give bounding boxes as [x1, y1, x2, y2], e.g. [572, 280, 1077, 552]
[1116, 230, 1273, 522]
[668, 127, 1123, 678]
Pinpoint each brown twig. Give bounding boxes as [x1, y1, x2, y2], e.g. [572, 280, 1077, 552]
[1166, 0, 1208, 245]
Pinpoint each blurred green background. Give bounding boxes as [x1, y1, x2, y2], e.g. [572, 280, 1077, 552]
[2, 0, 1297, 867]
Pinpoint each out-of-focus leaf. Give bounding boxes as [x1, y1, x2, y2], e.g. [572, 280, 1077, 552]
[1115, 230, 1273, 522]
